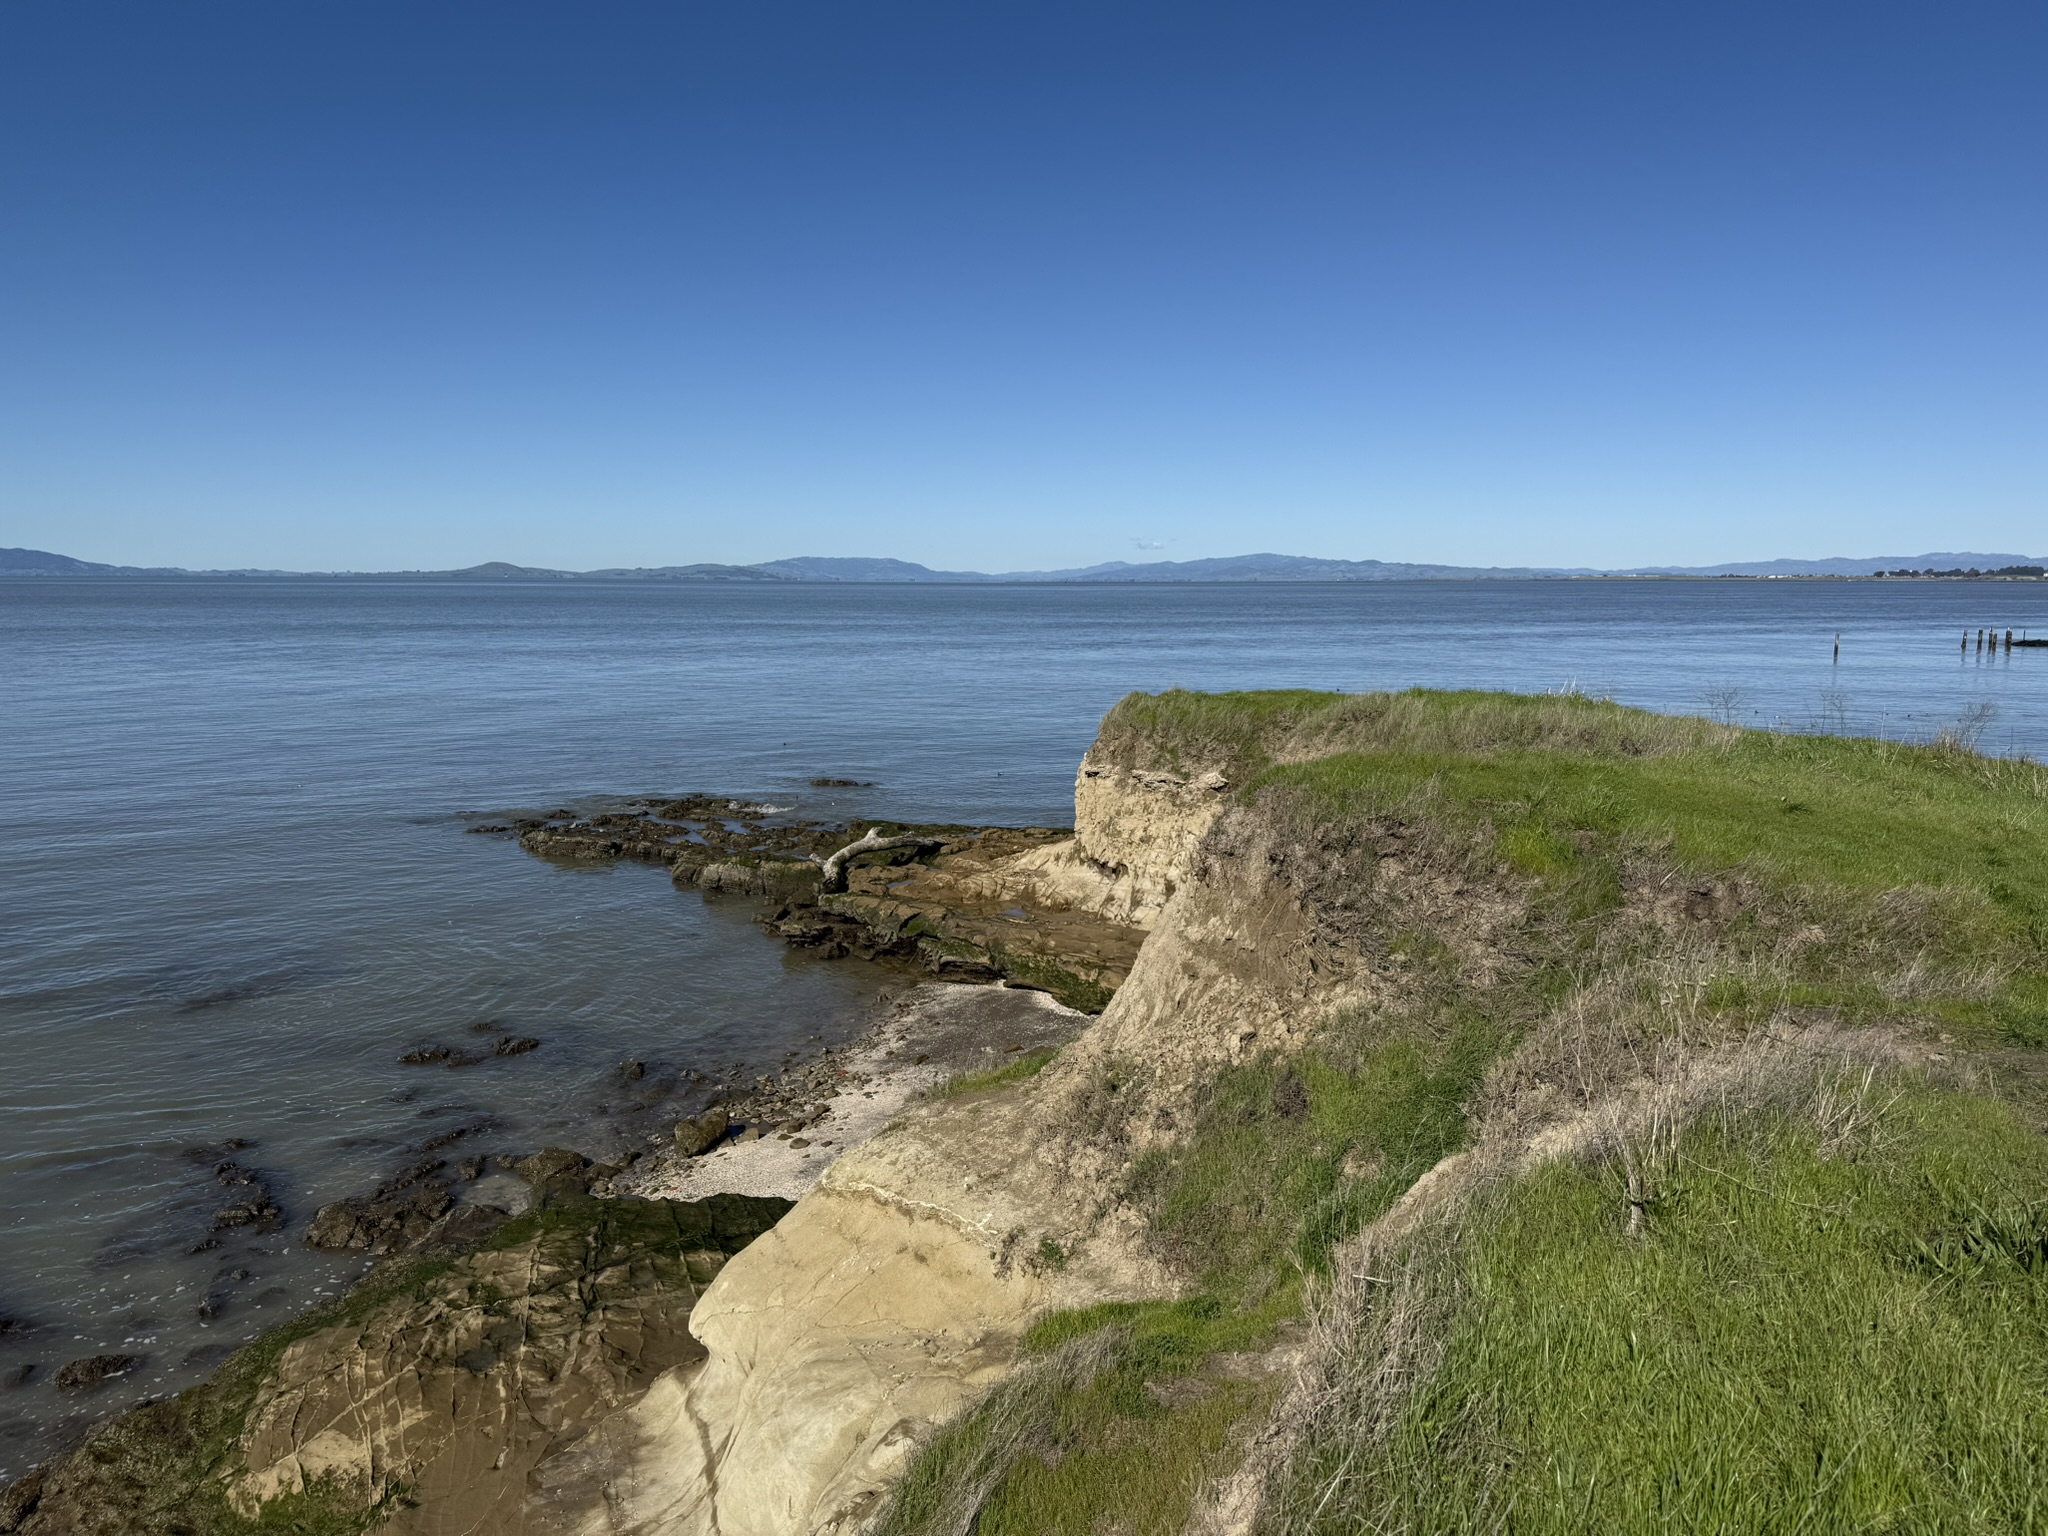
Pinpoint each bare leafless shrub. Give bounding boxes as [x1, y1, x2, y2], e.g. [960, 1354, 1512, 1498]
[1702, 681, 1747, 727]
[1815, 688, 1853, 736]
[1934, 700, 2000, 753]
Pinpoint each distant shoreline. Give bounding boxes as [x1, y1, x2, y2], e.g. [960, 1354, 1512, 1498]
[8, 546, 2046, 585]
[7, 571, 2048, 585]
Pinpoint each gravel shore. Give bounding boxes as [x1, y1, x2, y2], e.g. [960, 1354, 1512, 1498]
[617, 981, 1084, 1202]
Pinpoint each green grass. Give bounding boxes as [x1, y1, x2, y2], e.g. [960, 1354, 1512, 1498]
[1023, 1291, 1296, 1363]
[938, 1047, 1063, 1098]
[880, 1302, 1283, 1536]
[1095, 686, 1733, 780]
[1263, 729, 2048, 921]
[972, 1377, 1269, 1536]
[1093, 688, 1350, 776]
[1259, 712, 2048, 1039]
[1137, 1020, 1505, 1296]
[1288, 1083, 2048, 1533]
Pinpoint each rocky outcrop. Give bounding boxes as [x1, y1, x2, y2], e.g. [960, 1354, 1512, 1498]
[50, 1355, 138, 1393]
[231, 1196, 790, 1534]
[4, 1194, 790, 1536]
[871, 757, 1235, 935]
[306, 1162, 458, 1255]
[510, 797, 1135, 1008]
[756, 826, 1144, 1011]
[757, 763, 1233, 1012]
[696, 861, 823, 898]
[671, 1107, 729, 1157]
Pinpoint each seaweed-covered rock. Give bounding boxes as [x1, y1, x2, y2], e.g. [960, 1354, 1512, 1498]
[305, 1160, 456, 1256]
[51, 1355, 137, 1392]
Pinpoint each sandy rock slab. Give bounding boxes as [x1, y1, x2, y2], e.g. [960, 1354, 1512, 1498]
[234, 1195, 790, 1536]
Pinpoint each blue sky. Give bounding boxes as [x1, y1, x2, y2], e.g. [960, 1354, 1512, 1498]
[2, 2, 2042, 572]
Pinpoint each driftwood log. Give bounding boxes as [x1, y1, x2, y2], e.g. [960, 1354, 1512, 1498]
[818, 829, 942, 893]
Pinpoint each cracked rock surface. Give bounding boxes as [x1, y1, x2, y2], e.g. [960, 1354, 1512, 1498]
[229, 1194, 790, 1536]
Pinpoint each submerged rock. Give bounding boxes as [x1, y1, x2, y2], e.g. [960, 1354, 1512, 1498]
[51, 1355, 137, 1392]
[513, 1147, 591, 1190]
[208, 1159, 284, 1234]
[305, 1159, 457, 1255]
[672, 1106, 729, 1156]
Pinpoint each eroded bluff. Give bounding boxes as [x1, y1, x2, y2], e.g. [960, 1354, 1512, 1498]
[530, 747, 1479, 1535]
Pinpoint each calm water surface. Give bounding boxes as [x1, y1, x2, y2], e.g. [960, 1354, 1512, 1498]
[2, 577, 2044, 1474]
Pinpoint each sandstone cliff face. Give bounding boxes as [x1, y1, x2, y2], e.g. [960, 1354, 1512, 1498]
[993, 758, 1232, 930]
[561, 757, 1440, 1535]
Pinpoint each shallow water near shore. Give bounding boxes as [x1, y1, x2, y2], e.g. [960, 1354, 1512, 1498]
[3, 575, 2045, 1476]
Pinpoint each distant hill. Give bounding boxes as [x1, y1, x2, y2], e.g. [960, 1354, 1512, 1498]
[6, 546, 2045, 583]
[1019, 553, 1599, 581]
[0, 546, 188, 576]
[1622, 552, 2046, 577]
[585, 563, 795, 581]
[754, 556, 986, 582]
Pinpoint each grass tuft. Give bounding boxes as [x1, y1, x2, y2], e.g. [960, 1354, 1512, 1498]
[937, 1048, 1062, 1098]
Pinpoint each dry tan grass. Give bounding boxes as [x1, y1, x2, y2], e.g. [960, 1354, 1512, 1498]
[1274, 690, 1736, 767]
[1090, 688, 1736, 784]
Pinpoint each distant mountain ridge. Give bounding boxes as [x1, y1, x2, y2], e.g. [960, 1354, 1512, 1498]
[6, 546, 2045, 583]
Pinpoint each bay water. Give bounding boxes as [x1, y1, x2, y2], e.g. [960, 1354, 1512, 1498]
[2, 576, 2044, 1476]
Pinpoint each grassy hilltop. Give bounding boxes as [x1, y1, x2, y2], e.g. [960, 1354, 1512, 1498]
[885, 689, 2048, 1535]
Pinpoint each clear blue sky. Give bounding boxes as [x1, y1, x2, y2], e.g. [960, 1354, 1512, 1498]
[2, 2, 2041, 572]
